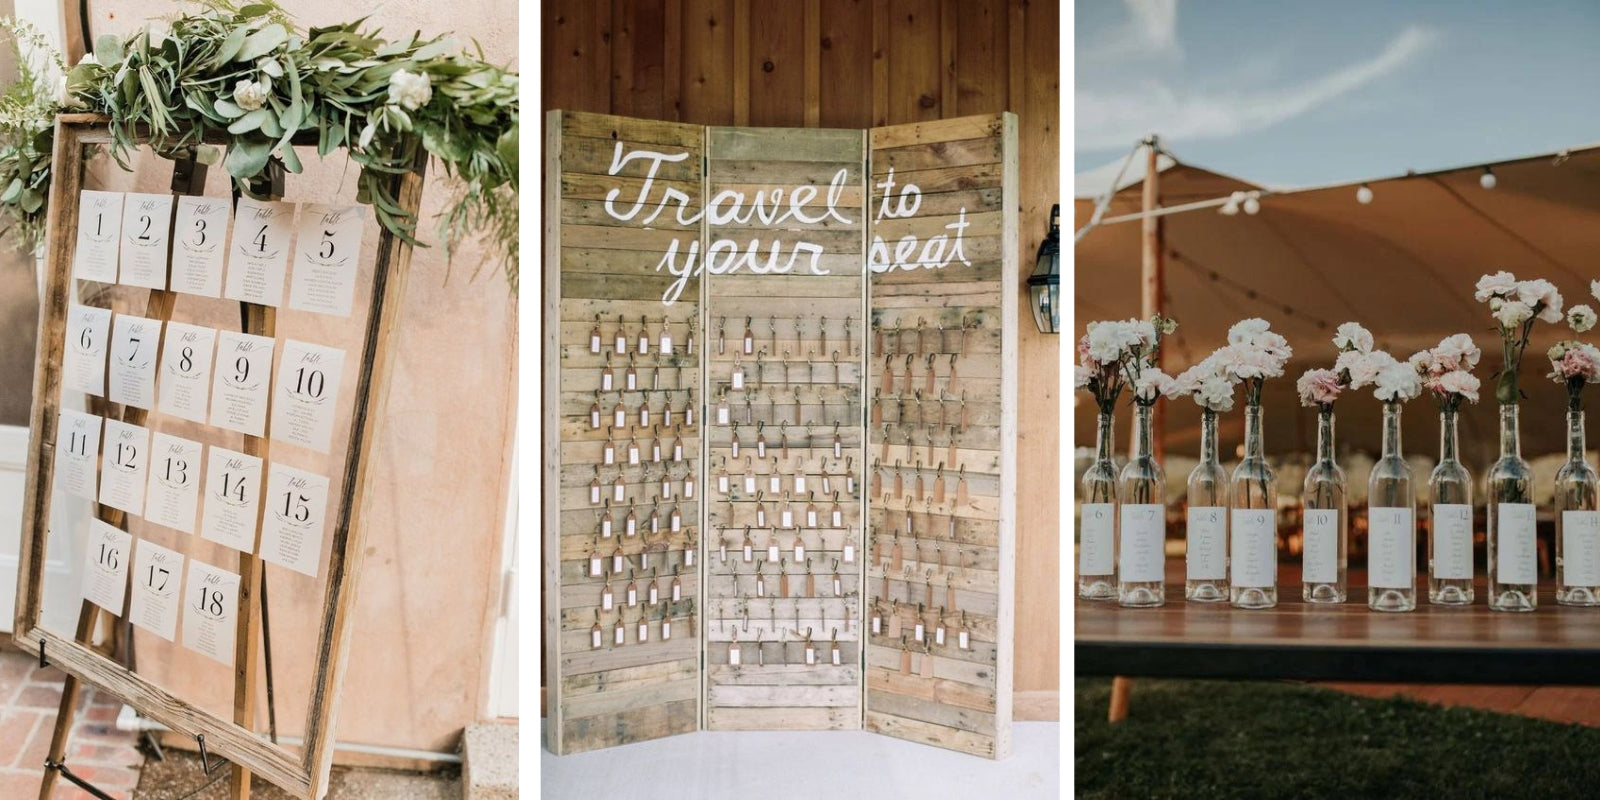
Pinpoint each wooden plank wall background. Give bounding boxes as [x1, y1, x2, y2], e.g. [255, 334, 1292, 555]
[543, 0, 1061, 719]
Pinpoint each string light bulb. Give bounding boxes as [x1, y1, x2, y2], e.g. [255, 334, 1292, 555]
[1480, 167, 1497, 189]
[1356, 184, 1374, 204]
[1219, 191, 1241, 215]
[1242, 193, 1260, 215]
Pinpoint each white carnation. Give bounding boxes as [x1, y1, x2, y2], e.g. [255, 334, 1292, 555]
[1195, 374, 1237, 412]
[1437, 370, 1480, 402]
[1074, 364, 1092, 389]
[1475, 271, 1518, 302]
[1332, 322, 1374, 353]
[1433, 333, 1481, 369]
[1570, 304, 1597, 334]
[233, 78, 268, 111]
[1132, 368, 1175, 402]
[1373, 360, 1422, 402]
[1494, 300, 1533, 329]
[1517, 279, 1564, 323]
[1227, 318, 1271, 346]
[388, 69, 433, 111]
[1592, 279, 1600, 304]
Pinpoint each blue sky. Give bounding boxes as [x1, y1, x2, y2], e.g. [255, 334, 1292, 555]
[1075, 0, 1600, 187]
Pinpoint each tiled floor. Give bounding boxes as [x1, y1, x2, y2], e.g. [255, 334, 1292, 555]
[0, 643, 142, 799]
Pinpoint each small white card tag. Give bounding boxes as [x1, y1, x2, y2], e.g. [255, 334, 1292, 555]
[288, 204, 366, 316]
[107, 314, 161, 409]
[53, 410, 102, 500]
[1302, 509, 1339, 584]
[170, 197, 230, 297]
[1367, 507, 1414, 589]
[224, 198, 295, 306]
[209, 331, 275, 436]
[182, 559, 241, 665]
[98, 419, 150, 516]
[157, 322, 217, 423]
[200, 446, 263, 552]
[270, 340, 345, 452]
[63, 305, 112, 397]
[1117, 504, 1165, 583]
[118, 192, 174, 289]
[1496, 503, 1537, 585]
[1186, 506, 1227, 580]
[129, 539, 184, 641]
[1078, 503, 1114, 575]
[74, 190, 123, 282]
[1561, 510, 1600, 587]
[82, 519, 132, 616]
[1230, 508, 1277, 589]
[260, 463, 331, 577]
[145, 433, 203, 534]
[1432, 503, 1473, 580]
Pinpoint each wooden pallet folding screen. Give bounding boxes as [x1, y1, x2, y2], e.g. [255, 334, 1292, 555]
[544, 110, 1016, 757]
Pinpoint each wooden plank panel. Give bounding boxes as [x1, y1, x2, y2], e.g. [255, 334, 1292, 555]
[819, 0, 876, 128]
[884, 0, 941, 124]
[954, 0, 1007, 115]
[611, 0, 668, 120]
[681, 0, 736, 124]
[544, 1, 613, 113]
[748, 1, 808, 127]
[804, 0, 822, 126]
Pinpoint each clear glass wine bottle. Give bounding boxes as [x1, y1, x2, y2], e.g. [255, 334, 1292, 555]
[1302, 407, 1347, 603]
[1186, 407, 1229, 602]
[1118, 403, 1166, 607]
[1428, 407, 1474, 604]
[1078, 410, 1117, 600]
[1230, 399, 1278, 609]
[1367, 402, 1416, 612]
[1555, 407, 1600, 605]
[1487, 404, 1537, 612]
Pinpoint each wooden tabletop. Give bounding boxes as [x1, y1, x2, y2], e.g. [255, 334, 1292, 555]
[1077, 563, 1600, 685]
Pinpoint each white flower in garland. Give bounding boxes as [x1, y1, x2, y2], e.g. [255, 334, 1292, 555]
[1569, 304, 1596, 334]
[388, 69, 433, 111]
[233, 78, 268, 111]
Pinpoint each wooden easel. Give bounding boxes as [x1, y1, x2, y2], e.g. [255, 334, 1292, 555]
[36, 152, 281, 800]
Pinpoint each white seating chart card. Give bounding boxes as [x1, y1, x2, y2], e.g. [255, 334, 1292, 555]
[129, 539, 184, 641]
[157, 322, 217, 423]
[200, 445, 264, 553]
[98, 419, 150, 516]
[181, 559, 241, 665]
[259, 463, 331, 577]
[171, 197, 229, 298]
[145, 433, 203, 534]
[82, 519, 133, 616]
[62, 305, 112, 397]
[53, 410, 102, 500]
[289, 204, 366, 317]
[224, 198, 295, 307]
[107, 314, 161, 410]
[118, 192, 175, 290]
[209, 331, 276, 437]
[73, 190, 123, 282]
[270, 340, 346, 452]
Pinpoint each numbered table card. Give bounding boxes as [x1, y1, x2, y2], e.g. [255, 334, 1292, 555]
[259, 463, 330, 577]
[209, 331, 275, 437]
[82, 519, 132, 616]
[157, 322, 216, 423]
[182, 559, 241, 665]
[99, 420, 151, 516]
[129, 539, 184, 641]
[271, 340, 345, 452]
[53, 410, 102, 500]
[118, 192, 174, 289]
[62, 305, 112, 397]
[171, 197, 230, 297]
[224, 198, 295, 307]
[108, 315, 161, 410]
[73, 190, 123, 282]
[145, 433, 203, 534]
[200, 446, 263, 553]
[289, 204, 366, 316]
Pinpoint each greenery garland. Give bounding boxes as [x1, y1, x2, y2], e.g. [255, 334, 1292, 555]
[0, 2, 518, 288]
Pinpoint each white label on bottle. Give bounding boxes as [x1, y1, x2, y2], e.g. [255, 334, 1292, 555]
[1368, 507, 1415, 589]
[1562, 510, 1600, 586]
[1117, 504, 1165, 583]
[1496, 503, 1537, 585]
[1186, 506, 1227, 580]
[1302, 509, 1339, 584]
[1230, 509, 1277, 588]
[1432, 503, 1473, 580]
[1079, 503, 1114, 576]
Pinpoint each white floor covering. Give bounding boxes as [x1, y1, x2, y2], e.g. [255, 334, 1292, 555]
[540, 720, 1061, 799]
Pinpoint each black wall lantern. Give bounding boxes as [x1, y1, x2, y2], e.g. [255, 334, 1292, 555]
[1028, 204, 1060, 334]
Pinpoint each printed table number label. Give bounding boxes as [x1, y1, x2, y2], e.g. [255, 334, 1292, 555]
[74, 190, 123, 282]
[270, 340, 346, 453]
[289, 204, 367, 316]
[170, 197, 230, 297]
[129, 539, 184, 641]
[1302, 509, 1339, 584]
[1496, 503, 1538, 585]
[1117, 504, 1166, 583]
[62, 305, 112, 397]
[1368, 507, 1415, 589]
[118, 192, 174, 289]
[259, 463, 331, 577]
[200, 446, 264, 552]
[1230, 509, 1278, 589]
[145, 433, 203, 534]
[1186, 506, 1227, 580]
[53, 410, 102, 500]
[98, 419, 150, 516]
[1432, 503, 1474, 580]
[82, 519, 132, 617]
[224, 198, 295, 307]
[209, 331, 275, 437]
[108, 314, 161, 410]
[181, 559, 241, 665]
[157, 322, 217, 423]
[1079, 503, 1114, 575]
[1561, 510, 1600, 587]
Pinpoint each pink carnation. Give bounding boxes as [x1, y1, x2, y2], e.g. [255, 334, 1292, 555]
[1554, 346, 1600, 381]
[1296, 369, 1343, 407]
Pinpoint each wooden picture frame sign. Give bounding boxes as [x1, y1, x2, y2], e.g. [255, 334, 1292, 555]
[13, 115, 422, 799]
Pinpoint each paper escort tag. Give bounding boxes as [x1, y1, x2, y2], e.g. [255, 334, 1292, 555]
[129, 539, 184, 641]
[107, 314, 161, 410]
[209, 331, 275, 436]
[259, 463, 331, 577]
[170, 197, 230, 297]
[270, 339, 346, 452]
[224, 198, 295, 306]
[288, 204, 367, 316]
[82, 519, 132, 616]
[63, 305, 112, 397]
[200, 446, 264, 552]
[145, 433, 203, 534]
[118, 192, 174, 289]
[157, 322, 217, 423]
[182, 559, 241, 664]
[74, 190, 123, 282]
[54, 410, 102, 500]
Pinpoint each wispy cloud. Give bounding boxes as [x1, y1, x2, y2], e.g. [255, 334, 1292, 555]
[1081, 0, 1182, 64]
[1077, 25, 1441, 151]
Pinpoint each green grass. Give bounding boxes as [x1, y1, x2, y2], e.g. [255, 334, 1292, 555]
[1076, 678, 1600, 799]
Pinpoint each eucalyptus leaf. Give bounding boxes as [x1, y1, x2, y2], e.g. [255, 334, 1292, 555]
[227, 107, 270, 134]
[224, 137, 271, 177]
[236, 23, 287, 61]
